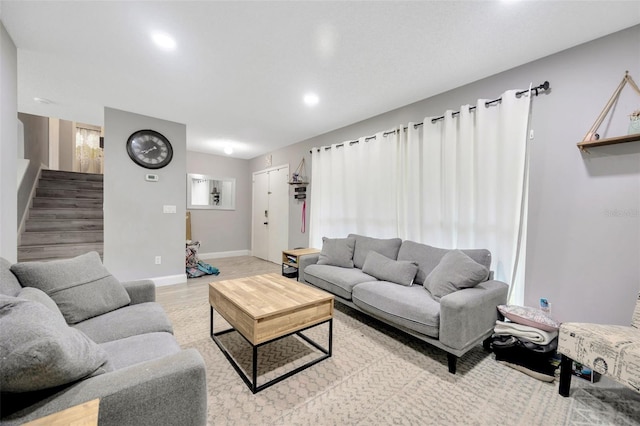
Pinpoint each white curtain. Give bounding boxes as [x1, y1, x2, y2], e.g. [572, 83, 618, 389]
[74, 127, 103, 174]
[310, 90, 531, 304]
[310, 131, 399, 243]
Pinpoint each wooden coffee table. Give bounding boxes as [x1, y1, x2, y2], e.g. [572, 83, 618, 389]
[209, 273, 334, 393]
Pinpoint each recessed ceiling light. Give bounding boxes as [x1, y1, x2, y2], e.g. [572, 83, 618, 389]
[151, 31, 177, 50]
[224, 146, 233, 155]
[33, 97, 52, 104]
[303, 93, 319, 107]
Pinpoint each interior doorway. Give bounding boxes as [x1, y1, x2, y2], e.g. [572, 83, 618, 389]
[252, 165, 289, 264]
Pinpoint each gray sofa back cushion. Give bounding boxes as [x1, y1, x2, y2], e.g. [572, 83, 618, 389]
[348, 234, 403, 269]
[317, 237, 356, 268]
[0, 295, 110, 393]
[10, 251, 131, 324]
[0, 258, 22, 297]
[397, 240, 491, 285]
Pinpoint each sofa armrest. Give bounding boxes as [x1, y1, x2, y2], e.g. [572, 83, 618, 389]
[298, 253, 320, 282]
[439, 280, 508, 351]
[121, 279, 156, 304]
[3, 349, 207, 426]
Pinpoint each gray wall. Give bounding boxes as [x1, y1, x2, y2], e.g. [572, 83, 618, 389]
[58, 119, 74, 172]
[1, 22, 18, 262]
[103, 108, 186, 283]
[17, 113, 49, 225]
[186, 151, 251, 255]
[250, 25, 640, 325]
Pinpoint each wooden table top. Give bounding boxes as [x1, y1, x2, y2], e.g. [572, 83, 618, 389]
[24, 399, 99, 426]
[282, 248, 320, 256]
[209, 273, 333, 320]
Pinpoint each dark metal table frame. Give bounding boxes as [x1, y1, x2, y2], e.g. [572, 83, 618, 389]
[210, 307, 333, 394]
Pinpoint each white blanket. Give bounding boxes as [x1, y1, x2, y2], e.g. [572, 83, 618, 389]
[494, 320, 558, 345]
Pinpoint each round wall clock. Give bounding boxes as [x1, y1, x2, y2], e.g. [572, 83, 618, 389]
[126, 129, 173, 169]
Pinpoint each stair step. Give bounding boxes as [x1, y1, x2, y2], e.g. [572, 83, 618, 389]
[39, 178, 104, 191]
[32, 198, 103, 209]
[29, 208, 103, 219]
[26, 219, 103, 232]
[20, 230, 104, 245]
[18, 243, 103, 262]
[36, 188, 103, 199]
[20, 169, 105, 262]
[41, 170, 103, 182]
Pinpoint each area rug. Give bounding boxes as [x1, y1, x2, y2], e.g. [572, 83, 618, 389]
[164, 300, 640, 425]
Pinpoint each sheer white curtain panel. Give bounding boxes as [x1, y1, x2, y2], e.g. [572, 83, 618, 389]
[74, 127, 103, 174]
[309, 131, 399, 248]
[310, 90, 531, 304]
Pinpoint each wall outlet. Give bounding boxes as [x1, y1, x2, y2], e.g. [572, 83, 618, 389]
[163, 205, 176, 214]
[155, 256, 162, 265]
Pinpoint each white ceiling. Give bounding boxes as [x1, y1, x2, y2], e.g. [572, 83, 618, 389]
[2, 1, 639, 159]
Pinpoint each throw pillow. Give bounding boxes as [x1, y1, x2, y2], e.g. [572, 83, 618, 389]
[317, 237, 356, 268]
[348, 234, 403, 270]
[10, 251, 131, 324]
[423, 249, 489, 301]
[362, 250, 418, 286]
[0, 295, 110, 393]
[17, 287, 66, 322]
[498, 305, 561, 332]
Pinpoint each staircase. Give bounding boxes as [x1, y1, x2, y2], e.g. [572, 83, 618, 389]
[18, 170, 104, 262]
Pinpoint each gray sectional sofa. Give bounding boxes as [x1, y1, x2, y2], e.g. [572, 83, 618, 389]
[299, 234, 509, 373]
[0, 252, 207, 425]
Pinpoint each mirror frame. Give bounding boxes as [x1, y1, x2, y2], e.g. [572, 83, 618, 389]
[187, 173, 236, 210]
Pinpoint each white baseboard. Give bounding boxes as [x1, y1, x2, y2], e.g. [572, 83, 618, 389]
[198, 249, 251, 260]
[151, 273, 188, 287]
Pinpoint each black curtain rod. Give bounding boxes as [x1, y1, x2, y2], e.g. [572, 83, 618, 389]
[310, 81, 550, 153]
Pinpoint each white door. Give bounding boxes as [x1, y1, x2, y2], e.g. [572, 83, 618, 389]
[252, 165, 289, 264]
[252, 171, 269, 261]
[266, 167, 289, 264]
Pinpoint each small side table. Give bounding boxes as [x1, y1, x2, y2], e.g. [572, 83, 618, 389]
[282, 248, 320, 280]
[24, 398, 100, 426]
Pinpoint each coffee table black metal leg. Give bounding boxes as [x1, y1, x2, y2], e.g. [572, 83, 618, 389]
[210, 308, 333, 394]
[252, 345, 258, 393]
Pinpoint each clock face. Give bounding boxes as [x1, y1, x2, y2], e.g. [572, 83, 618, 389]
[126, 130, 173, 169]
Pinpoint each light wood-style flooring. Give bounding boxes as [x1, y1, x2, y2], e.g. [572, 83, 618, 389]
[155, 255, 281, 310]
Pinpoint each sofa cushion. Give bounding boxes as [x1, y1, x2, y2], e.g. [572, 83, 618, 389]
[362, 251, 418, 286]
[73, 302, 173, 344]
[0, 257, 22, 297]
[424, 250, 489, 301]
[10, 252, 131, 324]
[397, 240, 491, 285]
[304, 264, 376, 300]
[348, 234, 403, 269]
[317, 237, 356, 268]
[100, 332, 181, 370]
[0, 295, 109, 393]
[352, 282, 440, 338]
[498, 305, 561, 332]
[17, 287, 65, 322]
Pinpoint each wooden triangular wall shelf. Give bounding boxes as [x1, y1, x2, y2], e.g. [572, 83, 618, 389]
[578, 71, 640, 152]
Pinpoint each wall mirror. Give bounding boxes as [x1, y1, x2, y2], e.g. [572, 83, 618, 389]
[187, 173, 236, 210]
